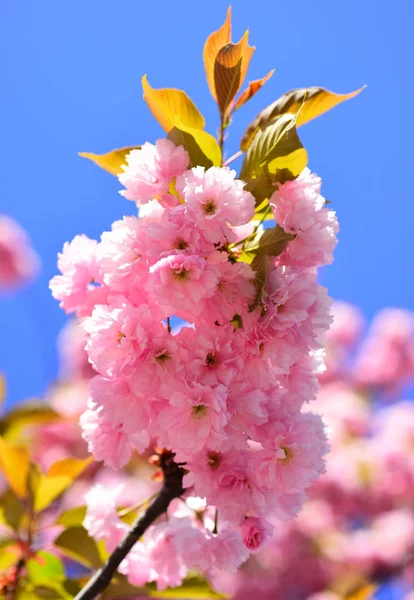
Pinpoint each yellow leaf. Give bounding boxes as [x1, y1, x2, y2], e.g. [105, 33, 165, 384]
[169, 121, 221, 168]
[46, 456, 93, 478]
[142, 75, 205, 133]
[34, 457, 92, 513]
[0, 400, 59, 443]
[241, 85, 365, 150]
[203, 7, 232, 102]
[79, 146, 140, 176]
[233, 70, 275, 111]
[214, 30, 255, 115]
[0, 437, 30, 499]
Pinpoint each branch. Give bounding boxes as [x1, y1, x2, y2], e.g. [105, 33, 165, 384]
[74, 451, 185, 600]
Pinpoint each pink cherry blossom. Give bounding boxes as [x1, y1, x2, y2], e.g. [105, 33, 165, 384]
[240, 517, 274, 552]
[176, 166, 255, 244]
[119, 140, 189, 205]
[0, 215, 40, 290]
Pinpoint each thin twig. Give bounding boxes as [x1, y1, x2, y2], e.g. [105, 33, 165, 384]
[224, 150, 242, 166]
[74, 452, 185, 600]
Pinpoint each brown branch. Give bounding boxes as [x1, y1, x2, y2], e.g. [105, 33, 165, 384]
[74, 451, 185, 600]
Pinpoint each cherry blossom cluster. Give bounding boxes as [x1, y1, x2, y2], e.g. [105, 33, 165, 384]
[50, 138, 338, 586]
[216, 303, 414, 600]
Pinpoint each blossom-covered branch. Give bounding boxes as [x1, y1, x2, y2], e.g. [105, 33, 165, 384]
[75, 451, 185, 600]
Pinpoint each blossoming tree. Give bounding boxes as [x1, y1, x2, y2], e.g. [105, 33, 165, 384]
[0, 8, 372, 600]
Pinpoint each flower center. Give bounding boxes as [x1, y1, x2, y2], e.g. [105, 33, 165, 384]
[173, 267, 189, 281]
[191, 404, 208, 419]
[205, 353, 217, 367]
[204, 199, 216, 215]
[117, 332, 126, 344]
[279, 445, 293, 465]
[174, 238, 189, 250]
[207, 451, 222, 469]
[155, 350, 171, 363]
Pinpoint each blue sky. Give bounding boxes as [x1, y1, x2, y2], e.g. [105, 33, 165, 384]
[1, 0, 413, 408]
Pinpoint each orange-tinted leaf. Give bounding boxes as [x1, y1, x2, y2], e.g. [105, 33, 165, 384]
[233, 69, 274, 111]
[0, 437, 30, 499]
[142, 75, 205, 133]
[237, 33, 255, 99]
[214, 30, 255, 115]
[79, 146, 140, 177]
[203, 7, 232, 101]
[241, 85, 365, 150]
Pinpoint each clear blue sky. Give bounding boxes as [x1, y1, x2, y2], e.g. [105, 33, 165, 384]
[1, 0, 413, 409]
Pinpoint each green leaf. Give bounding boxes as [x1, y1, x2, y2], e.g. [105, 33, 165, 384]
[245, 225, 295, 256]
[142, 75, 205, 133]
[0, 489, 24, 531]
[168, 122, 221, 169]
[27, 551, 65, 585]
[79, 147, 140, 177]
[240, 113, 307, 182]
[248, 254, 269, 312]
[0, 400, 59, 442]
[56, 505, 87, 527]
[147, 574, 227, 598]
[34, 457, 92, 513]
[241, 85, 365, 150]
[54, 526, 101, 569]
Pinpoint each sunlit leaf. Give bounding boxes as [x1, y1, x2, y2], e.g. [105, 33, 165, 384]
[203, 7, 232, 102]
[169, 121, 221, 168]
[55, 526, 101, 568]
[27, 551, 65, 585]
[240, 113, 307, 182]
[142, 75, 205, 133]
[233, 69, 274, 111]
[0, 489, 24, 531]
[79, 147, 140, 177]
[147, 574, 227, 598]
[0, 400, 59, 442]
[46, 456, 93, 479]
[241, 85, 365, 150]
[34, 457, 92, 513]
[56, 505, 87, 527]
[0, 437, 30, 499]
